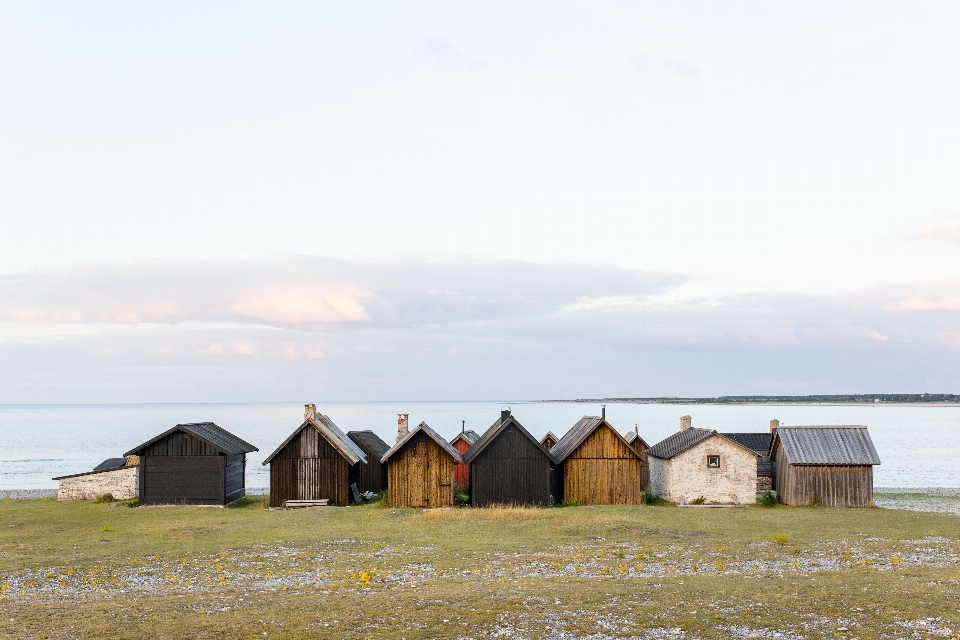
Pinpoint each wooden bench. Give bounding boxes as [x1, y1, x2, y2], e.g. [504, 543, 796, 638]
[283, 499, 330, 508]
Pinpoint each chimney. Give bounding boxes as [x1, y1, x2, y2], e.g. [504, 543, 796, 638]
[304, 404, 317, 421]
[769, 418, 779, 433]
[601, 405, 606, 420]
[635, 424, 639, 436]
[396, 413, 409, 443]
[680, 415, 692, 431]
[501, 408, 511, 424]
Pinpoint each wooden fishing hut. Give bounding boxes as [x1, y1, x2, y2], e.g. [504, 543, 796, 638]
[462, 409, 556, 507]
[347, 430, 390, 495]
[450, 428, 480, 490]
[539, 432, 559, 452]
[624, 426, 651, 490]
[551, 408, 643, 505]
[262, 405, 367, 508]
[381, 421, 462, 508]
[770, 426, 880, 507]
[125, 422, 257, 506]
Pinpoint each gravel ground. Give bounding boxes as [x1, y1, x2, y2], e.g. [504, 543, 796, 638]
[875, 488, 960, 516]
[0, 489, 56, 499]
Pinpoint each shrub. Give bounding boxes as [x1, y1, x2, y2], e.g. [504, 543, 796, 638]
[773, 533, 788, 546]
[94, 493, 114, 503]
[810, 492, 823, 507]
[561, 498, 580, 508]
[690, 496, 706, 505]
[756, 491, 778, 507]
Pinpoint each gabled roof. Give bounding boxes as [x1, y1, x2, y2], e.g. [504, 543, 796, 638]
[380, 421, 463, 464]
[720, 433, 773, 456]
[348, 430, 390, 460]
[125, 423, 258, 457]
[772, 426, 880, 466]
[262, 415, 367, 466]
[462, 413, 556, 465]
[625, 431, 650, 449]
[539, 431, 559, 446]
[550, 416, 638, 463]
[451, 430, 481, 447]
[94, 458, 128, 472]
[647, 428, 760, 460]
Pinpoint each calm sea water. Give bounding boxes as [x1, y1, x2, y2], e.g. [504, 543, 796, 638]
[1, 402, 958, 489]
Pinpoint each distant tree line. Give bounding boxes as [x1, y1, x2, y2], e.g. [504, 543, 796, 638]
[570, 394, 958, 404]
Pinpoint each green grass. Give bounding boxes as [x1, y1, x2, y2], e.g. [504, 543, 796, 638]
[1, 497, 959, 638]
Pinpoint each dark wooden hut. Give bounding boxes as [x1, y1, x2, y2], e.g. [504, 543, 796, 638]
[770, 426, 880, 507]
[720, 431, 774, 491]
[624, 426, 651, 490]
[539, 432, 559, 452]
[462, 410, 556, 507]
[381, 422, 462, 508]
[450, 430, 480, 490]
[262, 405, 367, 508]
[551, 412, 643, 505]
[347, 430, 390, 495]
[125, 422, 257, 506]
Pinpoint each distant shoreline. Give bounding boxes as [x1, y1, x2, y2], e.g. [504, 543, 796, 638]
[533, 398, 960, 407]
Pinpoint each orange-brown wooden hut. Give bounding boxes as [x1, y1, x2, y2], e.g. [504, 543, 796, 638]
[381, 422, 462, 508]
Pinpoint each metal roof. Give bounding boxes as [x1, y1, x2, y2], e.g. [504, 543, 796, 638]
[262, 415, 367, 466]
[125, 422, 258, 457]
[462, 413, 556, 465]
[719, 433, 772, 456]
[772, 426, 881, 466]
[450, 430, 481, 447]
[380, 421, 463, 464]
[347, 430, 391, 460]
[550, 416, 637, 463]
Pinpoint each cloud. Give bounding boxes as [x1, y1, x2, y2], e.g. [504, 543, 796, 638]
[904, 207, 960, 245]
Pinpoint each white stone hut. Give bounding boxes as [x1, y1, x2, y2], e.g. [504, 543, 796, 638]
[54, 456, 139, 500]
[647, 416, 759, 505]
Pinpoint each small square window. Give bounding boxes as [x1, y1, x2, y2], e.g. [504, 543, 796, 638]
[707, 455, 720, 468]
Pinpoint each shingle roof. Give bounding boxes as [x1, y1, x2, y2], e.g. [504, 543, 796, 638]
[462, 413, 556, 465]
[550, 416, 637, 463]
[380, 422, 463, 464]
[347, 430, 390, 460]
[773, 426, 881, 465]
[647, 428, 715, 459]
[720, 433, 772, 456]
[451, 430, 481, 447]
[125, 423, 258, 457]
[262, 415, 367, 466]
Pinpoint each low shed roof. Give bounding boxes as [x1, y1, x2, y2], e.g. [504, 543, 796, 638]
[125, 423, 258, 457]
[648, 428, 760, 460]
[53, 458, 131, 481]
[380, 422, 463, 464]
[720, 433, 773, 456]
[772, 426, 880, 466]
[348, 430, 390, 460]
[462, 413, 556, 465]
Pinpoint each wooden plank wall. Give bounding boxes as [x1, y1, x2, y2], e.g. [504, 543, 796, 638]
[773, 447, 874, 506]
[224, 454, 246, 503]
[351, 452, 385, 494]
[143, 431, 220, 456]
[269, 427, 350, 507]
[564, 425, 642, 505]
[387, 431, 454, 508]
[629, 440, 651, 491]
[470, 424, 552, 506]
[140, 456, 223, 505]
[452, 439, 471, 490]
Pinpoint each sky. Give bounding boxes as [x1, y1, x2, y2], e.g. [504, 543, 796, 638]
[1, 0, 959, 403]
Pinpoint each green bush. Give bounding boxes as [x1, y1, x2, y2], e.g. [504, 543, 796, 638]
[640, 489, 667, 505]
[690, 496, 706, 505]
[560, 498, 580, 507]
[93, 493, 114, 503]
[756, 491, 778, 507]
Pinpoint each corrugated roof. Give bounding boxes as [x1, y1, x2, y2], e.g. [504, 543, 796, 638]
[647, 428, 714, 459]
[720, 433, 772, 456]
[451, 430, 481, 447]
[773, 426, 880, 465]
[462, 413, 556, 465]
[348, 430, 390, 460]
[550, 416, 637, 463]
[125, 422, 258, 457]
[262, 415, 367, 466]
[380, 422, 463, 464]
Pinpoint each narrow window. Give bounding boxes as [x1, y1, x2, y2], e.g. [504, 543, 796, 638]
[707, 455, 720, 468]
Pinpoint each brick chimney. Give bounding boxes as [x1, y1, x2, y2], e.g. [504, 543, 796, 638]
[680, 415, 692, 431]
[304, 404, 317, 421]
[769, 418, 779, 433]
[397, 413, 410, 443]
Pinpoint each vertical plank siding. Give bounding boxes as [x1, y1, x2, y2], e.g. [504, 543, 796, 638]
[452, 439, 472, 490]
[140, 455, 224, 505]
[564, 425, 642, 505]
[773, 447, 874, 507]
[628, 440, 651, 491]
[351, 455, 385, 495]
[387, 432, 455, 508]
[224, 454, 246, 503]
[470, 424, 552, 507]
[268, 427, 351, 507]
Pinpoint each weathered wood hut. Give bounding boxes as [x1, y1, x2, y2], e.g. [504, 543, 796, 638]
[381, 421, 462, 508]
[347, 430, 390, 494]
[539, 432, 559, 452]
[450, 430, 480, 489]
[125, 423, 257, 506]
[551, 411, 643, 505]
[624, 426, 651, 490]
[770, 426, 880, 507]
[262, 405, 367, 508]
[462, 410, 556, 507]
[53, 456, 139, 501]
[648, 417, 759, 505]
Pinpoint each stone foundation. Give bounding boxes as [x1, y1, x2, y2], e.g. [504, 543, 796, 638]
[57, 467, 138, 500]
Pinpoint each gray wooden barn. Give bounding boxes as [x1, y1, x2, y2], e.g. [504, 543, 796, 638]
[770, 426, 880, 507]
[125, 422, 257, 506]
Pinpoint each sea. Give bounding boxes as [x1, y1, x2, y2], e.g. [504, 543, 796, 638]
[1, 402, 958, 490]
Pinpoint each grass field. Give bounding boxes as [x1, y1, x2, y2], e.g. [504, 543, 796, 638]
[1, 496, 958, 639]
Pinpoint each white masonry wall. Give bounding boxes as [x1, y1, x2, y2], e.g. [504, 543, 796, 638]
[57, 467, 138, 501]
[650, 435, 758, 505]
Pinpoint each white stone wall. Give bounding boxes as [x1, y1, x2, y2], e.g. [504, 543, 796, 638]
[650, 436, 757, 505]
[57, 467, 138, 501]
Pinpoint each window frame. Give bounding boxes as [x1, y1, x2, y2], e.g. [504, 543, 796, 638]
[706, 455, 721, 468]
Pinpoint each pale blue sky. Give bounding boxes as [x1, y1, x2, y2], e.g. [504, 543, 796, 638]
[1, 1, 959, 401]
